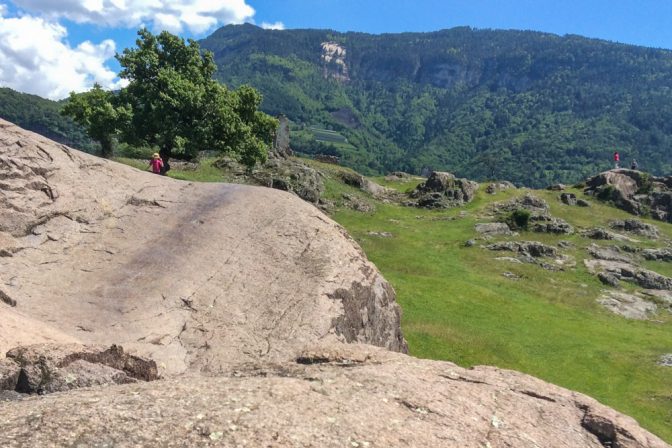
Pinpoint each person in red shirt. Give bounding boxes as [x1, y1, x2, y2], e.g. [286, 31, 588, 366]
[613, 151, 620, 169]
[149, 152, 164, 174]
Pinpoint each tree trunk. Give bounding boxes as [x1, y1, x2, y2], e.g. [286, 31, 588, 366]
[159, 146, 172, 175]
[100, 136, 113, 159]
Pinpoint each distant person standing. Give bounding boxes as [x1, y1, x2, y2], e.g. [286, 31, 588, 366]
[149, 152, 164, 175]
[613, 151, 620, 169]
[631, 159, 638, 170]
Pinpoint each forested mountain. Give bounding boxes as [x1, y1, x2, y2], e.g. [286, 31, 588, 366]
[0, 88, 96, 152]
[201, 24, 672, 187]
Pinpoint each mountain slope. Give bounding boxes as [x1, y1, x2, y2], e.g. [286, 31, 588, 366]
[0, 88, 95, 152]
[201, 25, 672, 187]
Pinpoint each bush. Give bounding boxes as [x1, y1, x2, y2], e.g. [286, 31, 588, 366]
[507, 209, 531, 230]
[596, 185, 615, 201]
[636, 173, 653, 194]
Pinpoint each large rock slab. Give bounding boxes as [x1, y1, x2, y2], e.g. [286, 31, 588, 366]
[0, 119, 406, 375]
[0, 344, 668, 448]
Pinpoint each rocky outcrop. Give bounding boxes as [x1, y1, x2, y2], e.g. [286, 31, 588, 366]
[560, 192, 577, 205]
[588, 244, 634, 264]
[3, 343, 158, 394]
[271, 115, 292, 158]
[530, 216, 575, 234]
[584, 170, 672, 222]
[254, 157, 325, 203]
[487, 241, 557, 258]
[408, 171, 479, 208]
[475, 222, 513, 236]
[0, 343, 668, 448]
[485, 181, 515, 194]
[0, 119, 406, 374]
[585, 260, 672, 290]
[642, 248, 672, 262]
[598, 291, 658, 320]
[610, 219, 660, 239]
[492, 193, 550, 216]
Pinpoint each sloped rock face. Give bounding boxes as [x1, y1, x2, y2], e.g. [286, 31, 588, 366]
[584, 169, 672, 222]
[409, 171, 479, 208]
[0, 344, 668, 448]
[0, 119, 406, 375]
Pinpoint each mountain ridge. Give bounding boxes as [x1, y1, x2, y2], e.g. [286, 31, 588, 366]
[200, 24, 672, 187]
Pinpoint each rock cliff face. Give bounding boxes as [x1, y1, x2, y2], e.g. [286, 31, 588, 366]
[0, 120, 669, 447]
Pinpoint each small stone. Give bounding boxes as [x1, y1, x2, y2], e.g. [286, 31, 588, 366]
[658, 354, 672, 367]
[209, 431, 224, 441]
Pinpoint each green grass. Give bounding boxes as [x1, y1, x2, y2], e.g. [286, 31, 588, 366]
[115, 157, 231, 183]
[333, 185, 672, 442]
[116, 155, 672, 442]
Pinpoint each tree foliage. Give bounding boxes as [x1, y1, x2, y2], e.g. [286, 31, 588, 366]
[61, 84, 127, 158]
[59, 28, 276, 167]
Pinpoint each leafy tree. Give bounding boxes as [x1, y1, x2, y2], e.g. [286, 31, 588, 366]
[61, 84, 126, 158]
[116, 29, 276, 167]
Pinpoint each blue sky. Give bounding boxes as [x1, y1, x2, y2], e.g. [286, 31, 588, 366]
[1, 0, 671, 99]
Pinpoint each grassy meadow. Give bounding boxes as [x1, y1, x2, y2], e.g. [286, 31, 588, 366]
[118, 156, 672, 442]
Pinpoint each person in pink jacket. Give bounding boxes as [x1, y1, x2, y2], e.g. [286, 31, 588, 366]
[613, 151, 620, 169]
[149, 152, 164, 175]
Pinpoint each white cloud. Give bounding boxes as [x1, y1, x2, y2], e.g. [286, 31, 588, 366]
[12, 0, 256, 34]
[261, 21, 284, 30]
[0, 4, 7, 15]
[0, 13, 124, 99]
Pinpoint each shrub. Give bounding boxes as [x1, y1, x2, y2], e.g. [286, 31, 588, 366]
[507, 209, 531, 230]
[596, 185, 615, 201]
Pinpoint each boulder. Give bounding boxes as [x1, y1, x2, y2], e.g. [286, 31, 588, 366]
[530, 216, 574, 234]
[547, 183, 567, 191]
[409, 171, 479, 209]
[577, 198, 591, 207]
[384, 171, 412, 181]
[5, 344, 158, 394]
[254, 158, 325, 204]
[609, 219, 660, 239]
[560, 193, 577, 205]
[485, 181, 515, 194]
